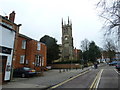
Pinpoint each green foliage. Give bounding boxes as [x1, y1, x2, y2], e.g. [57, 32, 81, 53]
[82, 41, 102, 63]
[40, 35, 60, 64]
[82, 51, 89, 64]
[88, 41, 101, 63]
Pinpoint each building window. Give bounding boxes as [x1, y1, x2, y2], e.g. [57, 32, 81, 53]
[22, 40, 26, 49]
[35, 55, 42, 66]
[37, 42, 41, 50]
[26, 60, 29, 64]
[20, 55, 25, 64]
[42, 57, 44, 66]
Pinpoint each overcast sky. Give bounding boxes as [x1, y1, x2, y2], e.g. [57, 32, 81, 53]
[0, 0, 104, 49]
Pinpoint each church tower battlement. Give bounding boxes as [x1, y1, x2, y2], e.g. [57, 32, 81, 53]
[61, 17, 74, 61]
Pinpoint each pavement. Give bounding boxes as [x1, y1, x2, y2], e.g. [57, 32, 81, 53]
[2, 67, 91, 89]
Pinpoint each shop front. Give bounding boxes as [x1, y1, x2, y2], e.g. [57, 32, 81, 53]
[0, 21, 16, 83]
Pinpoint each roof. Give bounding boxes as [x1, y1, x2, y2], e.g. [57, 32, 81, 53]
[19, 34, 46, 46]
[19, 34, 32, 40]
[0, 15, 18, 26]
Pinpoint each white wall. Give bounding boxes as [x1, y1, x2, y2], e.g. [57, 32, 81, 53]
[0, 26, 15, 48]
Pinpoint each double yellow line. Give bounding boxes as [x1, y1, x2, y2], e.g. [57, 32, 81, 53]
[50, 69, 90, 89]
[89, 69, 103, 90]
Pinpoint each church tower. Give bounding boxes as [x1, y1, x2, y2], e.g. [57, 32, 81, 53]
[61, 17, 74, 61]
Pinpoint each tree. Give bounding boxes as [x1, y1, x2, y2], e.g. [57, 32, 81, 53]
[81, 39, 90, 52]
[80, 39, 90, 64]
[40, 35, 60, 64]
[82, 50, 89, 64]
[96, 0, 120, 51]
[88, 41, 102, 63]
[81, 40, 101, 64]
[104, 38, 116, 61]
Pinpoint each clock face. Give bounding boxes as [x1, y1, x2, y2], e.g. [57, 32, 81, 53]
[65, 37, 68, 40]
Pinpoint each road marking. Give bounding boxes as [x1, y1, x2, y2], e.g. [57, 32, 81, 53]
[114, 69, 120, 75]
[50, 70, 90, 89]
[95, 69, 103, 88]
[89, 69, 103, 90]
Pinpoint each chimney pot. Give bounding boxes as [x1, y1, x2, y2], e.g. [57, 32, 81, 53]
[5, 16, 8, 18]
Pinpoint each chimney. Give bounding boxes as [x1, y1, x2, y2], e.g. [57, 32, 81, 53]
[9, 11, 15, 22]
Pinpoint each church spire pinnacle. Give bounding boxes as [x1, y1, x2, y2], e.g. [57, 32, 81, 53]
[62, 18, 63, 25]
[68, 16, 69, 25]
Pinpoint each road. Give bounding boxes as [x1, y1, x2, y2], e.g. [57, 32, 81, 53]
[50, 64, 120, 89]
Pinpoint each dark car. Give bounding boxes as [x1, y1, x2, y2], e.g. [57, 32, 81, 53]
[109, 61, 119, 66]
[13, 67, 36, 78]
[116, 63, 120, 71]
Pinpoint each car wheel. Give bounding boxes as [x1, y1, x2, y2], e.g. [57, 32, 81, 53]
[21, 73, 25, 78]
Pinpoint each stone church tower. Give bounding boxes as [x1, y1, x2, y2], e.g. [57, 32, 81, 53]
[61, 17, 74, 61]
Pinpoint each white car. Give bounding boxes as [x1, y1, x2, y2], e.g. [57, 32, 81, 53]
[46, 66, 52, 70]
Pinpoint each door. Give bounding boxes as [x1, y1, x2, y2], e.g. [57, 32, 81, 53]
[0, 56, 7, 83]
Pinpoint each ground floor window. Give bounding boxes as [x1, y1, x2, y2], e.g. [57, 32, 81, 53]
[20, 55, 25, 64]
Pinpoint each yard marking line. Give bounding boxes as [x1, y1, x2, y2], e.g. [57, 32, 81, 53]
[50, 70, 90, 89]
[114, 69, 120, 75]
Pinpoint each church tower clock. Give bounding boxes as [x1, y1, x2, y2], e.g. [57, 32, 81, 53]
[61, 17, 74, 61]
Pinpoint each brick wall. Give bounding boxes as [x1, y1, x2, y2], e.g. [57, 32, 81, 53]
[50, 64, 81, 69]
[13, 36, 27, 69]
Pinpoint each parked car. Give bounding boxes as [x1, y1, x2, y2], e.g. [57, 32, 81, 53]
[108, 61, 119, 66]
[13, 67, 36, 78]
[46, 66, 52, 70]
[116, 62, 120, 71]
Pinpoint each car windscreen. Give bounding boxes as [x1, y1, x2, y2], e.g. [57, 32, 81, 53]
[23, 67, 31, 70]
[117, 63, 120, 65]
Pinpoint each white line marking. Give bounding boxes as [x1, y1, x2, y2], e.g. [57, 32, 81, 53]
[114, 69, 120, 75]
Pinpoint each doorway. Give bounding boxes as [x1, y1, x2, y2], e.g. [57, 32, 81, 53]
[0, 55, 7, 83]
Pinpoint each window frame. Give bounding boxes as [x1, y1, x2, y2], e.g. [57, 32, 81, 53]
[21, 40, 26, 49]
[35, 55, 42, 66]
[20, 55, 25, 64]
[37, 42, 41, 50]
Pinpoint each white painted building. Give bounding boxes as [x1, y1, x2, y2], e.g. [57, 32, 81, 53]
[0, 22, 15, 81]
[0, 11, 20, 82]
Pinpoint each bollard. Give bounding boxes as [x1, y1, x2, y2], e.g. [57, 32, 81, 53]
[63, 69, 65, 72]
[59, 69, 61, 73]
[76, 67, 77, 70]
[66, 69, 68, 72]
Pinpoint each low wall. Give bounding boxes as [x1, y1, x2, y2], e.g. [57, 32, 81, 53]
[49, 64, 81, 69]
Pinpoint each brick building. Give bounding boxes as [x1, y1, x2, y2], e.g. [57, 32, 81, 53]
[74, 48, 82, 61]
[13, 34, 47, 72]
[0, 11, 47, 84]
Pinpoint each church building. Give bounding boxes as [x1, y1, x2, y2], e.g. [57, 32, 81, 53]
[61, 17, 74, 61]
